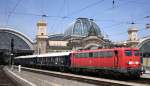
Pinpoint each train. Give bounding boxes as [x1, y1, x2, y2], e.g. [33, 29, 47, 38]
[14, 47, 143, 78]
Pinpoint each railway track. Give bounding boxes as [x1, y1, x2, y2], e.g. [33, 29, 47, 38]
[0, 65, 18, 86]
[125, 78, 150, 84]
[76, 71, 150, 85]
[15, 66, 150, 86]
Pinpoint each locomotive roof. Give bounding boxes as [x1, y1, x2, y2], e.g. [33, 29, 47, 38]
[72, 47, 139, 53]
[15, 51, 71, 59]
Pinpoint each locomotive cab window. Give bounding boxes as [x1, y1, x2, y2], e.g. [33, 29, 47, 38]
[125, 50, 132, 56]
[134, 50, 139, 56]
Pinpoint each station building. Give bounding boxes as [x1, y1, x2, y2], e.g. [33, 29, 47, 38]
[0, 17, 112, 64]
[34, 18, 112, 54]
[0, 17, 150, 67]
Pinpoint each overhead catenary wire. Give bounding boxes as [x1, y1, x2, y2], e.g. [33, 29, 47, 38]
[6, 0, 22, 25]
[1, 0, 148, 29]
[51, 0, 67, 34]
[67, 0, 105, 16]
[112, 0, 115, 8]
[100, 15, 150, 32]
[108, 27, 148, 37]
[0, 0, 149, 40]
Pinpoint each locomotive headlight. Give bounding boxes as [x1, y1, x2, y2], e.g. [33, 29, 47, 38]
[128, 61, 134, 65]
[135, 61, 139, 64]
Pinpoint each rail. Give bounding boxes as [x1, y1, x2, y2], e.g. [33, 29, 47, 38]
[15, 66, 150, 86]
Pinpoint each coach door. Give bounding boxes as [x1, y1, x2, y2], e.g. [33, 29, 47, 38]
[114, 50, 118, 68]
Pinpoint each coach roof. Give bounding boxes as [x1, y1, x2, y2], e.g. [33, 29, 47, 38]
[15, 51, 71, 59]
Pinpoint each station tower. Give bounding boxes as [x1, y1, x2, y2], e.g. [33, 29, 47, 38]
[36, 19, 48, 54]
[127, 26, 139, 47]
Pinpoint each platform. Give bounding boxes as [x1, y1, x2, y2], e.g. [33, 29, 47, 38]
[5, 66, 97, 86]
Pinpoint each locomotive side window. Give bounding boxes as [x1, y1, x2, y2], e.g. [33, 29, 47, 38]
[80, 53, 85, 57]
[76, 51, 113, 58]
[134, 50, 139, 56]
[102, 51, 113, 57]
[103, 52, 107, 57]
[85, 53, 89, 57]
[93, 52, 98, 57]
[76, 53, 83, 58]
[125, 50, 132, 56]
[105, 51, 113, 57]
[95, 51, 113, 57]
[76, 53, 89, 58]
[98, 52, 103, 57]
[77, 53, 81, 57]
[75, 53, 79, 57]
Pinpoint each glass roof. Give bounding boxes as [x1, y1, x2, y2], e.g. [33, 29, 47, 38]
[64, 18, 103, 37]
[48, 34, 65, 41]
[0, 32, 30, 50]
[140, 40, 150, 57]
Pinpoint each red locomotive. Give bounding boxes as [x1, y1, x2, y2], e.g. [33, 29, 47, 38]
[15, 47, 142, 78]
[71, 47, 142, 77]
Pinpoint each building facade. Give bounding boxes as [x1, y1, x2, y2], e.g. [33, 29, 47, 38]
[114, 25, 139, 48]
[35, 18, 112, 54]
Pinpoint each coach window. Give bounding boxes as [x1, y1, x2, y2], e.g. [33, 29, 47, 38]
[46, 57, 48, 64]
[125, 50, 132, 56]
[50, 57, 52, 61]
[51, 57, 54, 63]
[37, 58, 40, 64]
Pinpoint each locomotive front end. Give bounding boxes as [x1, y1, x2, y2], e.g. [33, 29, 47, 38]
[124, 48, 142, 77]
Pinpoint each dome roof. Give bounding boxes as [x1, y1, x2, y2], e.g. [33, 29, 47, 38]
[64, 18, 103, 37]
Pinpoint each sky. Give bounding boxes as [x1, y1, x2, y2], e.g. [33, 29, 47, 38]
[0, 0, 149, 42]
